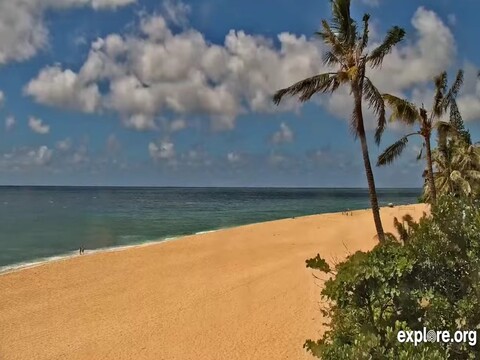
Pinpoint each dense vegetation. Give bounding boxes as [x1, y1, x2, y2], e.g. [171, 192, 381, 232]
[305, 196, 480, 359]
[273, 0, 480, 358]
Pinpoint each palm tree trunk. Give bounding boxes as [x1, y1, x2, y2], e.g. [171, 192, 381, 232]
[353, 88, 385, 243]
[424, 135, 437, 204]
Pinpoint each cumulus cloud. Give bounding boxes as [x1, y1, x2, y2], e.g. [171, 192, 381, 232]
[28, 116, 50, 134]
[1, 145, 53, 170]
[0, 0, 135, 65]
[24, 65, 101, 113]
[26, 10, 325, 131]
[24, 5, 468, 133]
[271, 122, 294, 144]
[56, 138, 72, 151]
[5, 116, 15, 131]
[321, 6, 457, 130]
[149, 140, 175, 162]
[162, 0, 191, 27]
[454, 63, 480, 122]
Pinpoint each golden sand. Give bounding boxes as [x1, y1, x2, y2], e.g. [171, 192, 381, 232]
[0, 204, 428, 360]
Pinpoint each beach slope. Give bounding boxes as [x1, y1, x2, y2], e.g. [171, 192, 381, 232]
[0, 204, 428, 360]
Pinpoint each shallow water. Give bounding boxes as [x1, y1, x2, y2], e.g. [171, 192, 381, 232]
[0, 186, 420, 271]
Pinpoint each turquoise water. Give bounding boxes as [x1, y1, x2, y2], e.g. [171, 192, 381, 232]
[0, 187, 420, 271]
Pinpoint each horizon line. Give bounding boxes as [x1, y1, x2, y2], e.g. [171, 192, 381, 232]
[0, 185, 422, 190]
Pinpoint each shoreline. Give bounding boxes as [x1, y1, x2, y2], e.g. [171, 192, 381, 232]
[0, 204, 421, 276]
[0, 203, 428, 360]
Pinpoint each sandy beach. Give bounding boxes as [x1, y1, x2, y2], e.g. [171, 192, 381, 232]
[0, 204, 428, 360]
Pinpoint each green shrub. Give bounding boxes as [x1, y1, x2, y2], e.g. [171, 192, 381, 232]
[305, 196, 480, 359]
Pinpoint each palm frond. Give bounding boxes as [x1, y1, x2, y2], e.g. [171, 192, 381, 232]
[273, 73, 340, 105]
[433, 71, 447, 117]
[363, 77, 385, 145]
[349, 104, 360, 140]
[368, 26, 405, 68]
[434, 120, 456, 135]
[443, 69, 464, 110]
[377, 132, 418, 166]
[330, 0, 356, 46]
[450, 69, 464, 98]
[383, 94, 419, 125]
[322, 51, 341, 67]
[359, 13, 370, 52]
[416, 143, 425, 161]
[316, 20, 345, 59]
[465, 170, 480, 180]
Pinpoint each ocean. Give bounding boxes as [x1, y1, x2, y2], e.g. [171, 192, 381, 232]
[0, 186, 421, 272]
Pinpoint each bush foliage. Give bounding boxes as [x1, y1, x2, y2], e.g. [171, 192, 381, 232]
[305, 196, 480, 359]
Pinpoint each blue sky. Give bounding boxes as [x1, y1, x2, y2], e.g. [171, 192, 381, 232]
[0, 0, 479, 187]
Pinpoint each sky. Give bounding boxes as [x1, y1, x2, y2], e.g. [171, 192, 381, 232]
[0, 0, 480, 187]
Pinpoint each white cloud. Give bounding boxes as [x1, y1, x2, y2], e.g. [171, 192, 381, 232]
[26, 11, 325, 131]
[321, 6, 457, 130]
[149, 140, 175, 162]
[170, 118, 187, 132]
[162, 0, 191, 27]
[456, 63, 480, 122]
[5, 116, 15, 131]
[271, 122, 294, 144]
[227, 152, 241, 163]
[56, 138, 72, 151]
[28, 116, 50, 134]
[0, 0, 135, 65]
[1, 145, 53, 169]
[24, 65, 101, 113]
[24, 6, 467, 133]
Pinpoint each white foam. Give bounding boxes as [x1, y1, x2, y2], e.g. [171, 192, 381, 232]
[194, 230, 219, 235]
[0, 236, 183, 276]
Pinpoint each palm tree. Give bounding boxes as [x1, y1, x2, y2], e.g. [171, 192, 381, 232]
[423, 139, 480, 201]
[272, 0, 405, 242]
[377, 70, 464, 204]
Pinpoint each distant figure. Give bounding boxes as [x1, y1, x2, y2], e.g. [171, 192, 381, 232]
[79, 246, 85, 255]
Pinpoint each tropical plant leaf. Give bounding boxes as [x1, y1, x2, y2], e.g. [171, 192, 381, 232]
[330, 0, 356, 46]
[377, 133, 418, 166]
[316, 20, 345, 60]
[433, 71, 447, 117]
[363, 77, 386, 145]
[368, 26, 405, 68]
[272, 73, 340, 105]
[443, 69, 464, 111]
[416, 143, 425, 161]
[383, 94, 419, 124]
[359, 13, 370, 52]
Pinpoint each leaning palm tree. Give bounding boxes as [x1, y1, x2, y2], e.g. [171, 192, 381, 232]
[272, 0, 405, 242]
[377, 70, 464, 204]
